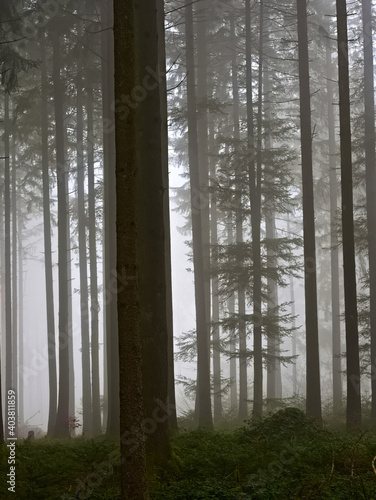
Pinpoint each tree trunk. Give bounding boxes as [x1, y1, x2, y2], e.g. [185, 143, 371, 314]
[136, 0, 171, 467]
[361, 0, 376, 420]
[185, 0, 213, 429]
[102, 0, 120, 436]
[210, 119, 222, 423]
[4, 93, 13, 437]
[227, 219, 237, 411]
[336, 0, 362, 429]
[231, 15, 247, 420]
[18, 222, 24, 426]
[11, 143, 18, 431]
[53, 29, 70, 438]
[296, 0, 322, 421]
[76, 49, 92, 436]
[87, 84, 101, 435]
[156, 0, 177, 431]
[325, 28, 342, 410]
[252, 0, 264, 419]
[114, 0, 149, 496]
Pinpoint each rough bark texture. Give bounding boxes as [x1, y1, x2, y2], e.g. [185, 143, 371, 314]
[114, 0, 149, 497]
[185, 0, 213, 429]
[135, 0, 171, 468]
[336, 0, 362, 429]
[297, 0, 322, 421]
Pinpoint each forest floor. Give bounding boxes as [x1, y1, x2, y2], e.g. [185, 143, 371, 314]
[2, 408, 376, 499]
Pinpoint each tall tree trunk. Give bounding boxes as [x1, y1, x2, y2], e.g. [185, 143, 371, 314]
[102, 0, 119, 436]
[361, 0, 376, 420]
[87, 84, 101, 435]
[53, 29, 70, 437]
[336, 0, 362, 428]
[40, 40, 57, 435]
[325, 28, 342, 409]
[156, 0, 177, 430]
[185, 0, 213, 429]
[18, 223, 24, 426]
[4, 93, 13, 438]
[114, 0, 149, 496]
[252, 0, 264, 419]
[196, 1, 211, 376]
[231, 15, 247, 420]
[136, 0, 171, 467]
[227, 219, 237, 411]
[296, 0, 322, 420]
[210, 119, 222, 423]
[11, 145, 17, 428]
[77, 52, 92, 436]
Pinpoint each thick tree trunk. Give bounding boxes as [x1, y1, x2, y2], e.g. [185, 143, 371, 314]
[114, 0, 149, 496]
[361, 0, 376, 420]
[296, 0, 322, 420]
[87, 85, 101, 435]
[325, 29, 342, 409]
[185, 0, 213, 429]
[53, 29, 70, 437]
[336, 0, 362, 429]
[136, 0, 171, 467]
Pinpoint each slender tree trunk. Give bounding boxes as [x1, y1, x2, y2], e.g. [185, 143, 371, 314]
[67, 203, 75, 426]
[77, 52, 92, 436]
[185, 0, 213, 429]
[87, 84, 101, 434]
[4, 93, 13, 438]
[296, 0, 322, 420]
[361, 0, 376, 420]
[102, 0, 119, 436]
[196, 1, 211, 374]
[325, 29, 342, 409]
[210, 119, 222, 423]
[40, 40, 57, 435]
[11, 146, 17, 429]
[53, 29, 70, 437]
[227, 219, 237, 411]
[156, 0, 177, 430]
[252, 0, 264, 419]
[287, 215, 298, 395]
[230, 15, 247, 419]
[114, 0, 149, 496]
[336, 0, 361, 429]
[18, 223, 24, 426]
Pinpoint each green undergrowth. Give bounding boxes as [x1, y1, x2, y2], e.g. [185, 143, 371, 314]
[2, 408, 376, 499]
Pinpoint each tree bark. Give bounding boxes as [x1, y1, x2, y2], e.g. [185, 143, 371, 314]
[336, 0, 362, 428]
[185, 0, 213, 429]
[324, 27, 342, 410]
[40, 39, 57, 436]
[361, 0, 376, 420]
[76, 45, 92, 436]
[86, 84, 101, 434]
[114, 0, 149, 496]
[53, 28, 70, 437]
[296, 0, 322, 421]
